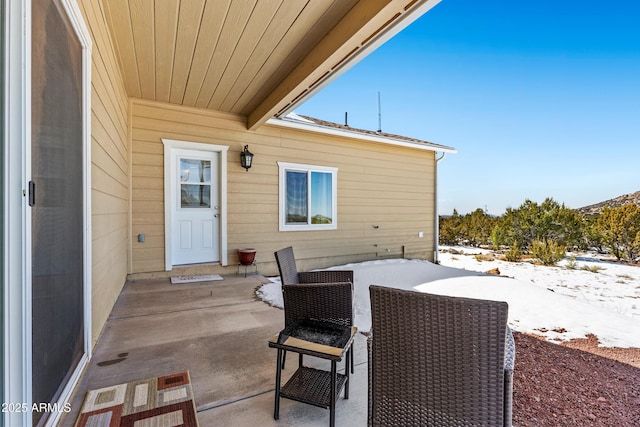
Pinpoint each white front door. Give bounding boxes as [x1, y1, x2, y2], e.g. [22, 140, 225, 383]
[171, 149, 220, 265]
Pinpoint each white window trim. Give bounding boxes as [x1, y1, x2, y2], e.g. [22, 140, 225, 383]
[278, 162, 338, 232]
[162, 139, 228, 270]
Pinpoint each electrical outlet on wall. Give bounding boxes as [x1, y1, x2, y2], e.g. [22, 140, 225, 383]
[418, 231, 424, 238]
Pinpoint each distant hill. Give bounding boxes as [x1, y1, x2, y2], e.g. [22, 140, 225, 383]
[575, 191, 640, 216]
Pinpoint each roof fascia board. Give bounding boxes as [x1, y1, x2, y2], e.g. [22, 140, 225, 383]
[266, 117, 457, 154]
[277, 0, 442, 120]
[247, 0, 441, 131]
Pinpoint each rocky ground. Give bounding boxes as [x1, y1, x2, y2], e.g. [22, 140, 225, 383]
[512, 332, 640, 426]
[575, 190, 640, 216]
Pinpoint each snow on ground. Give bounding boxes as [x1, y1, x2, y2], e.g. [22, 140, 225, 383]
[438, 246, 640, 320]
[256, 250, 640, 348]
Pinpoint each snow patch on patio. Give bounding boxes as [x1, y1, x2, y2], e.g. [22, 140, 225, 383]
[256, 255, 640, 348]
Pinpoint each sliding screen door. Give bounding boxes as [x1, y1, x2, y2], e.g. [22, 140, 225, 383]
[31, 0, 84, 424]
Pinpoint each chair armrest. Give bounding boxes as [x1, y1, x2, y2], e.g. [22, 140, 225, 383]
[504, 327, 515, 373]
[299, 270, 354, 284]
[504, 327, 515, 427]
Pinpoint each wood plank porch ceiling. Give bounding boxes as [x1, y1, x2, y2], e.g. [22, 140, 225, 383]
[102, 0, 438, 130]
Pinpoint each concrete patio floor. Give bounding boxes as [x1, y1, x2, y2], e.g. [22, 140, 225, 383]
[59, 274, 368, 426]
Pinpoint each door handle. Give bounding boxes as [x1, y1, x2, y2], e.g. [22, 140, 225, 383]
[29, 181, 36, 206]
[214, 214, 219, 218]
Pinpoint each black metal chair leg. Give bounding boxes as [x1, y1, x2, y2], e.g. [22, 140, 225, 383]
[281, 350, 286, 369]
[274, 349, 282, 420]
[345, 350, 350, 399]
[350, 344, 354, 374]
[330, 360, 337, 427]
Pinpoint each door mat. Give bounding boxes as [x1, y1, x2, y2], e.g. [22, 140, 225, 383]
[170, 274, 223, 284]
[75, 371, 199, 426]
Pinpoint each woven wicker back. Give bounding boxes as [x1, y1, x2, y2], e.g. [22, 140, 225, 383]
[283, 283, 353, 328]
[369, 285, 509, 427]
[274, 246, 300, 285]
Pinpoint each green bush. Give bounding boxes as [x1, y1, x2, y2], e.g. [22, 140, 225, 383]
[565, 255, 578, 270]
[596, 204, 640, 262]
[504, 241, 522, 262]
[530, 239, 566, 265]
[439, 209, 463, 245]
[440, 208, 497, 247]
[490, 198, 584, 250]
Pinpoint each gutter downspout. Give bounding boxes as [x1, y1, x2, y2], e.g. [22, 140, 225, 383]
[434, 152, 446, 263]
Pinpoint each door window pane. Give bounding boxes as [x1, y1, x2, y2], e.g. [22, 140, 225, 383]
[181, 185, 211, 207]
[180, 159, 211, 183]
[180, 159, 211, 208]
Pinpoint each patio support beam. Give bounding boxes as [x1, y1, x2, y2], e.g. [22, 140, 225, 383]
[247, 0, 441, 131]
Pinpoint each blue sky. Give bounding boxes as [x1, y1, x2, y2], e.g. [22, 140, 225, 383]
[295, 0, 640, 215]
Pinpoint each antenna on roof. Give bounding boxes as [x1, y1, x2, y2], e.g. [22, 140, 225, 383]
[344, 111, 348, 127]
[377, 92, 382, 133]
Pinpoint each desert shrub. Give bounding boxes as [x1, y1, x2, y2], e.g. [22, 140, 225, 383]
[440, 208, 498, 247]
[530, 239, 566, 265]
[439, 209, 463, 245]
[582, 217, 606, 252]
[462, 208, 499, 247]
[565, 255, 578, 270]
[581, 265, 603, 273]
[504, 241, 522, 262]
[490, 198, 584, 250]
[595, 204, 640, 262]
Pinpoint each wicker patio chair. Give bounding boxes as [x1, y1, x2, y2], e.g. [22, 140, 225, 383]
[275, 246, 354, 286]
[282, 282, 354, 333]
[274, 281, 357, 426]
[368, 285, 515, 427]
[274, 246, 354, 371]
[281, 281, 356, 376]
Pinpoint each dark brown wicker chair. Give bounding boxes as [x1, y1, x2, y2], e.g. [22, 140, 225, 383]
[368, 285, 515, 427]
[274, 246, 354, 372]
[282, 282, 354, 333]
[275, 246, 354, 286]
[275, 281, 356, 426]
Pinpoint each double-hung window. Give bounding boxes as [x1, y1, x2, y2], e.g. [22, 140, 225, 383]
[278, 162, 338, 231]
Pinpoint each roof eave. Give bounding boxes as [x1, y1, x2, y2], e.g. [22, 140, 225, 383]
[248, 0, 443, 130]
[266, 116, 457, 154]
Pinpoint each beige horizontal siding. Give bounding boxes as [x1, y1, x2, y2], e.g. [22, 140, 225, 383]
[131, 99, 438, 274]
[80, 0, 130, 346]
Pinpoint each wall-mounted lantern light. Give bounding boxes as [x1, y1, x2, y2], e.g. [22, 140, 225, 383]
[240, 145, 254, 171]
